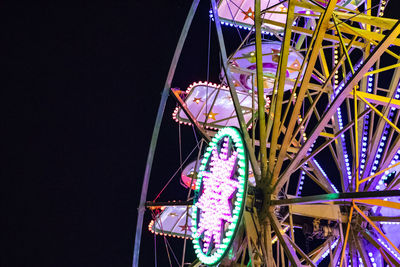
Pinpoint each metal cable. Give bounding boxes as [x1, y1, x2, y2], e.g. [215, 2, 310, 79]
[154, 232, 158, 267]
[178, 122, 183, 176]
[225, 0, 243, 42]
[153, 140, 202, 201]
[164, 237, 181, 266]
[326, 3, 381, 31]
[163, 236, 173, 267]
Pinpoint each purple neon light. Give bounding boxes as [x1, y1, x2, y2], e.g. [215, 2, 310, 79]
[297, 170, 305, 196]
[359, 70, 374, 174]
[298, 140, 339, 195]
[194, 137, 239, 252]
[377, 237, 400, 262]
[313, 158, 339, 193]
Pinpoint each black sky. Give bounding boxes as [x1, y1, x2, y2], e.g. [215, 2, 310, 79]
[3, 1, 209, 266]
[3, 1, 400, 267]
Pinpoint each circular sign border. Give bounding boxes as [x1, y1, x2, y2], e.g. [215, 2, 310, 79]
[191, 127, 248, 265]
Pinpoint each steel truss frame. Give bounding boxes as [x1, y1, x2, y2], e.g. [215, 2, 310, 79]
[133, 0, 400, 266]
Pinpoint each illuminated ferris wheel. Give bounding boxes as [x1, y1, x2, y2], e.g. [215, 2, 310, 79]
[133, 0, 400, 266]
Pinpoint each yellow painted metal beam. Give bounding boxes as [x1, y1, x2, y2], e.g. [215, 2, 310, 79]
[294, 0, 398, 30]
[337, 22, 400, 47]
[273, 0, 338, 191]
[348, 90, 400, 108]
[255, 0, 268, 191]
[333, 11, 398, 30]
[365, 63, 400, 76]
[359, 161, 400, 184]
[339, 202, 354, 267]
[262, 18, 365, 48]
[333, 14, 360, 191]
[357, 92, 400, 134]
[337, 21, 400, 60]
[333, 16, 355, 74]
[353, 204, 400, 256]
[354, 199, 400, 210]
[268, 213, 303, 266]
[268, 0, 295, 175]
[290, 36, 356, 146]
[320, 132, 335, 138]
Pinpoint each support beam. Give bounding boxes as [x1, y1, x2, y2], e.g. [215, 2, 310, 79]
[276, 20, 400, 194]
[369, 216, 400, 222]
[170, 89, 211, 142]
[210, 0, 261, 182]
[296, 108, 371, 174]
[357, 93, 400, 134]
[328, 238, 343, 267]
[309, 237, 334, 263]
[262, 18, 365, 48]
[354, 199, 400, 210]
[354, 204, 400, 257]
[269, 190, 400, 206]
[359, 161, 400, 184]
[352, 230, 372, 267]
[361, 231, 400, 267]
[269, 0, 295, 176]
[348, 91, 400, 109]
[273, 0, 338, 187]
[144, 201, 192, 208]
[287, 236, 317, 267]
[255, 0, 268, 190]
[268, 213, 303, 266]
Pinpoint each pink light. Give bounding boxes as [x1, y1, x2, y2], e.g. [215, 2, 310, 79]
[194, 137, 239, 253]
[172, 81, 237, 131]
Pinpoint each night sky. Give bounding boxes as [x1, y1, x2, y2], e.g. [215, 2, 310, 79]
[3, 1, 218, 266]
[3, 1, 400, 267]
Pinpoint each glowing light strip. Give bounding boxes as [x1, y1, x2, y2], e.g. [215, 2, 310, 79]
[315, 238, 339, 265]
[359, 2, 396, 190]
[297, 114, 307, 196]
[208, 10, 275, 35]
[360, 71, 374, 174]
[380, 221, 400, 225]
[299, 140, 339, 195]
[171, 81, 255, 131]
[148, 219, 193, 240]
[340, 6, 389, 267]
[297, 170, 306, 196]
[192, 127, 248, 265]
[171, 81, 227, 131]
[367, 251, 378, 267]
[313, 158, 339, 193]
[379, 148, 400, 191]
[377, 237, 400, 262]
[358, 258, 365, 267]
[271, 225, 290, 244]
[333, 60, 363, 186]
[298, 109, 339, 195]
[374, 81, 400, 189]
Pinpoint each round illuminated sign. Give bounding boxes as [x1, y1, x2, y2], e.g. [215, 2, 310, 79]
[191, 127, 248, 265]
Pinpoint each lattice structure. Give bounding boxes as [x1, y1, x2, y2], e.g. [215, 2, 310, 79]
[134, 0, 400, 266]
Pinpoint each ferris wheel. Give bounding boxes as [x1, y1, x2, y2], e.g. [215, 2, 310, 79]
[134, 0, 400, 266]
